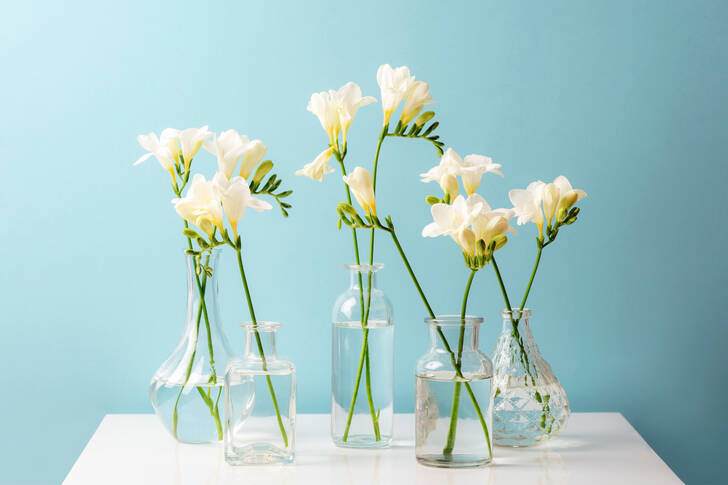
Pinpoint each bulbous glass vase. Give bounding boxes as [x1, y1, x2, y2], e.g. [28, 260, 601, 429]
[331, 264, 394, 448]
[415, 316, 493, 468]
[491, 308, 570, 446]
[225, 321, 296, 465]
[150, 248, 233, 443]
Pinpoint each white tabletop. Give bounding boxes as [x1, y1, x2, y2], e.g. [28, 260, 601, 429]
[63, 413, 682, 485]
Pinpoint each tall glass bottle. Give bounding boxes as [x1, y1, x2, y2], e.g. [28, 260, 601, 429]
[331, 264, 394, 448]
[415, 315, 493, 468]
[225, 322, 295, 465]
[491, 308, 570, 446]
[150, 248, 233, 443]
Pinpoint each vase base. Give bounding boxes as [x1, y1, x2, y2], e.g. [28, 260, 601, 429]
[416, 454, 492, 468]
[332, 434, 392, 449]
[225, 443, 294, 465]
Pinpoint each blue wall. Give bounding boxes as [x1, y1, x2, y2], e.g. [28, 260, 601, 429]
[1, 1, 725, 483]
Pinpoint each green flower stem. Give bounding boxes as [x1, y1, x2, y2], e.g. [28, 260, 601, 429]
[442, 269, 476, 456]
[388, 227, 490, 457]
[172, 245, 222, 440]
[491, 256, 533, 379]
[339, 127, 387, 442]
[336, 156, 380, 442]
[235, 247, 289, 448]
[492, 253, 554, 432]
[516, 246, 543, 324]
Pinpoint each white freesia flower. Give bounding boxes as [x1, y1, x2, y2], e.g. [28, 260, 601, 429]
[421, 148, 502, 196]
[134, 132, 177, 173]
[509, 176, 586, 233]
[420, 148, 462, 186]
[377, 64, 416, 124]
[203, 129, 246, 179]
[307, 90, 340, 146]
[401, 81, 433, 125]
[295, 147, 334, 181]
[239, 138, 267, 179]
[343, 166, 377, 216]
[212, 172, 272, 237]
[424, 194, 515, 255]
[422, 194, 483, 240]
[177, 126, 213, 168]
[460, 154, 503, 195]
[509, 181, 546, 235]
[336, 82, 376, 145]
[172, 174, 224, 237]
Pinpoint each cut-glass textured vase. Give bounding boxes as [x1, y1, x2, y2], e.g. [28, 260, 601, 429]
[491, 308, 570, 446]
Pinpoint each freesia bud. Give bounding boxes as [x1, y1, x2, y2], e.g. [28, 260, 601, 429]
[426, 195, 441, 205]
[458, 227, 477, 256]
[401, 81, 433, 126]
[557, 190, 578, 213]
[440, 173, 459, 200]
[252, 160, 274, 183]
[239, 140, 267, 179]
[557, 207, 569, 223]
[493, 234, 508, 250]
[343, 167, 377, 216]
[414, 111, 435, 127]
[542, 183, 560, 225]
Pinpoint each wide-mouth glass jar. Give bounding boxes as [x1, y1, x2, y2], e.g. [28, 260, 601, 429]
[415, 315, 493, 468]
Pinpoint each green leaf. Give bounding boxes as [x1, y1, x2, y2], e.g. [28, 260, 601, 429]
[414, 111, 435, 127]
[253, 160, 274, 183]
[277, 190, 293, 198]
[426, 195, 441, 205]
[422, 121, 439, 137]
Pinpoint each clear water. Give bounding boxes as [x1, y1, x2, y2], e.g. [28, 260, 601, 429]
[415, 372, 493, 467]
[331, 321, 393, 447]
[150, 378, 224, 443]
[492, 381, 570, 446]
[225, 370, 295, 464]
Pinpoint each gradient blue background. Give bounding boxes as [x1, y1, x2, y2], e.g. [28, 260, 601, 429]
[1, 1, 725, 483]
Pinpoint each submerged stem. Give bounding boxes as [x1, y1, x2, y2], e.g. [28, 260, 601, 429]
[443, 270, 476, 456]
[388, 227, 490, 456]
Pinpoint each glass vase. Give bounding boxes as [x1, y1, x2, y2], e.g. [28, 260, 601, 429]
[491, 308, 570, 446]
[150, 247, 233, 443]
[224, 321, 295, 465]
[415, 315, 493, 468]
[331, 264, 394, 448]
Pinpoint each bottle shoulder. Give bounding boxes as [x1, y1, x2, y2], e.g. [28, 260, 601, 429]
[416, 349, 493, 380]
[226, 356, 295, 376]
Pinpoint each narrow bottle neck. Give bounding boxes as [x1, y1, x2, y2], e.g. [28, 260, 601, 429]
[185, 249, 221, 329]
[500, 309, 532, 337]
[244, 326, 278, 361]
[349, 269, 378, 290]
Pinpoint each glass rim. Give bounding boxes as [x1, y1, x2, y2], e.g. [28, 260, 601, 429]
[344, 263, 384, 272]
[424, 314, 483, 326]
[500, 308, 532, 318]
[241, 321, 281, 331]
